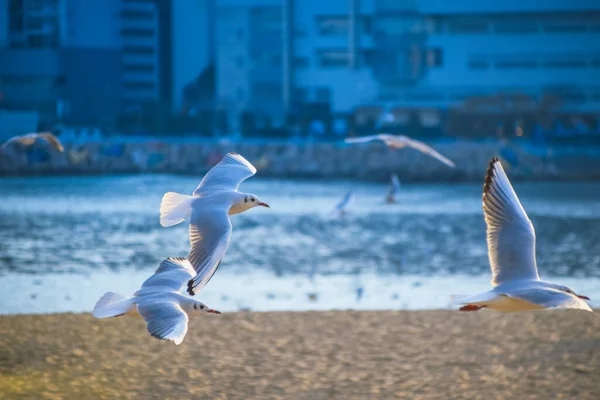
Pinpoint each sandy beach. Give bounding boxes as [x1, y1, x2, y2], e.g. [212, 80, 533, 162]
[1, 310, 599, 399]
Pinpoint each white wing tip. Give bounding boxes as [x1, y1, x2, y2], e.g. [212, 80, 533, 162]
[224, 152, 257, 174]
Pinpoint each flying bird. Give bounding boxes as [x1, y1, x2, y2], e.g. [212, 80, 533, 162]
[331, 191, 354, 217]
[93, 257, 221, 345]
[159, 153, 269, 296]
[451, 158, 592, 313]
[345, 134, 455, 168]
[1, 132, 64, 152]
[386, 174, 401, 204]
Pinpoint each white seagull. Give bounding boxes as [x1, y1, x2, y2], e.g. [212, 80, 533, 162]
[345, 134, 455, 168]
[159, 153, 269, 295]
[93, 257, 221, 345]
[386, 174, 401, 204]
[1, 132, 64, 152]
[331, 191, 354, 217]
[452, 158, 592, 313]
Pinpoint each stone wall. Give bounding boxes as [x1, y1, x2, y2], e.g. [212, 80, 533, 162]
[1, 138, 600, 182]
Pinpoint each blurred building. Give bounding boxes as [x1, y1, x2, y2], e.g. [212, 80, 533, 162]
[0, 0, 172, 129]
[214, 0, 382, 133]
[171, 0, 214, 113]
[395, 0, 600, 111]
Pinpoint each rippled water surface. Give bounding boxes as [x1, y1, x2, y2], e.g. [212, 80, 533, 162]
[1, 175, 599, 313]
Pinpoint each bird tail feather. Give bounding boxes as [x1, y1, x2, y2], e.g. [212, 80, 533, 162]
[160, 192, 194, 227]
[92, 292, 135, 318]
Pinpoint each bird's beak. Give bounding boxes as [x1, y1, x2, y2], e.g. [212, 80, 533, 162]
[207, 309, 222, 315]
[577, 295, 591, 301]
[258, 202, 270, 208]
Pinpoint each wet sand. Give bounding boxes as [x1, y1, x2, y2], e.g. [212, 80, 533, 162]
[1, 310, 599, 399]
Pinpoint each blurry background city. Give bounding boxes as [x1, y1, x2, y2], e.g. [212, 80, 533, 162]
[1, 0, 600, 142]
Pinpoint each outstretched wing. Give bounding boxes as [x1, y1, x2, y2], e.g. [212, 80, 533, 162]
[511, 289, 593, 312]
[137, 300, 189, 345]
[1, 132, 64, 152]
[483, 158, 539, 286]
[345, 134, 391, 145]
[38, 133, 65, 152]
[334, 191, 353, 212]
[186, 201, 232, 295]
[194, 153, 257, 194]
[137, 257, 196, 295]
[399, 136, 455, 168]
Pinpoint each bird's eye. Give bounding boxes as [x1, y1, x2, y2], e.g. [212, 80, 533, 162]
[200, 305, 205, 309]
[251, 198, 255, 202]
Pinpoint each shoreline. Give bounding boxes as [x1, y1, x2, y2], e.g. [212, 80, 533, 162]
[3, 138, 600, 182]
[2, 310, 599, 399]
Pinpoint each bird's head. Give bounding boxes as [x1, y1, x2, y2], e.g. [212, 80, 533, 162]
[242, 193, 270, 210]
[192, 302, 221, 315]
[553, 284, 590, 301]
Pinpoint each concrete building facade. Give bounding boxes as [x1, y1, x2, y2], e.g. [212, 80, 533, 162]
[0, 0, 169, 127]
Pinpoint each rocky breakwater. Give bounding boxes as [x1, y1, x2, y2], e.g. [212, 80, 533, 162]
[1, 137, 599, 181]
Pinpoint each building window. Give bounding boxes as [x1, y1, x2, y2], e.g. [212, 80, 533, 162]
[446, 21, 489, 33]
[121, 10, 153, 19]
[121, 28, 154, 38]
[361, 16, 373, 35]
[495, 61, 537, 69]
[123, 64, 155, 73]
[317, 50, 349, 68]
[237, 88, 244, 101]
[292, 56, 308, 69]
[236, 56, 244, 68]
[494, 22, 538, 34]
[293, 87, 307, 103]
[469, 61, 489, 70]
[427, 48, 443, 67]
[316, 15, 349, 36]
[124, 81, 155, 90]
[315, 87, 331, 103]
[544, 60, 586, 68]
[123, 46, 154, 55]
[236, 28, 244, 40]
[544, 24, 587, 33]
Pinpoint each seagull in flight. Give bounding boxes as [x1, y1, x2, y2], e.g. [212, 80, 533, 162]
[331, 191, 354, 217]
[345, 134, 455, 168]
[452, 158, 592, 313]
[386, 174, 401, 204]
[159, 153, 269, 296]
[93, 257, 221, 345]
[1, 132, 64, 152]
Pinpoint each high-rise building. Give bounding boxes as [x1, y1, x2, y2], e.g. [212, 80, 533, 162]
[0, 0, 170, 128]
[171, 0, 214, 113]
[214, 0, 380, 132]
[398, 0, 600, 110]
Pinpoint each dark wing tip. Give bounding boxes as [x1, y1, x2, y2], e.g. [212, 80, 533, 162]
[483, 157, 501, 196]
[187, 279, 195, 296]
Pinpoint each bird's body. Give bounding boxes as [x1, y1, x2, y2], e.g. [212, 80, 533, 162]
[93, 257, 221, 345]
[452, 158, 592, 313]
[345, 134, 455, 168]
[159, 153, 269, 296]
[385, 174, 401, 204]
[331, 191, 354, 217]
[1, 132, 64, 153]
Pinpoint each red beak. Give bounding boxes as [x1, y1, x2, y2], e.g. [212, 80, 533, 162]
[207, 309, 222, 314]
[577, 295, 591, 301]
[258, 202, 270, 208]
